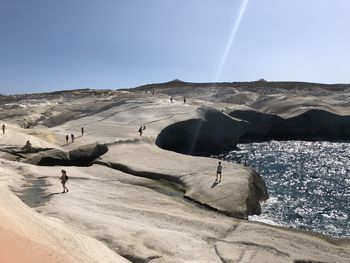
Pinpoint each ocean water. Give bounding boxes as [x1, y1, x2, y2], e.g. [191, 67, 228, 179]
[213, 141, 350, 238]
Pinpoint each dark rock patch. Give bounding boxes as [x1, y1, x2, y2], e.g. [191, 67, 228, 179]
[230, 109, 350, 142]
[156, 107, 250, 155]
[0, 143, 108, 167]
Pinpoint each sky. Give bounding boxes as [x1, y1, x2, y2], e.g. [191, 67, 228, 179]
[0, 0, 350, 94]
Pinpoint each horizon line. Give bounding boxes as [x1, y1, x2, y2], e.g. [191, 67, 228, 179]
[3, 79, 350, 96]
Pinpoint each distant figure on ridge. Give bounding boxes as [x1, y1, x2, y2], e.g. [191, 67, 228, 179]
[216, 161, 222, 182]
[71, 134, 75, 143]
[1, 124, 6, 134]
[170, 97, 173, 103]
[60, 169, 69, 193]
[81, 127, 85, 136]
[65, 134, 69, 144]
[138, 126, 143, 136]
[183, 96, 186, 104]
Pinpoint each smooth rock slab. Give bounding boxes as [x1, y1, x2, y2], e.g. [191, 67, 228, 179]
[100, 141, 268, 218]
[218, 221, 350, 263]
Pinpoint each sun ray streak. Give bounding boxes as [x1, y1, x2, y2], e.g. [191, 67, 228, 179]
[190, 1, 249, 152]
[215, 0, 250, 81]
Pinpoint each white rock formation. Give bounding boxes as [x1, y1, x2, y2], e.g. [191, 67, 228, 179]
[0, 83, 349, 262]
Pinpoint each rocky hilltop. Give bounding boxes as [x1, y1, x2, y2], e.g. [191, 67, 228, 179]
[0, 81, 349, 262]
[137, 80, 350, 142]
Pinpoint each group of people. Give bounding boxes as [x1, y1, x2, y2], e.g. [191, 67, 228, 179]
[59, 161, 223, 194]
[65, 134, 75, 144]
[169, 96, 187, 104]
[65, 127, 84, 144]
[0, 96, 222, 195]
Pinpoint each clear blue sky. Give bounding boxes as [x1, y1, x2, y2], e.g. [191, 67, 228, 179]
[0, 0, 349, 94]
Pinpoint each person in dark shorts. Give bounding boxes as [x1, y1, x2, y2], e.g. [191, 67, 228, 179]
[216, 161, 222, 182]
[60, 170, 69, 193]
[71, 133, 75, 143]
[1, 124, 6, 134]
[65, 134, 69, 144]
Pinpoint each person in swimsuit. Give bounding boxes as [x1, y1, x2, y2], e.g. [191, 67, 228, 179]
[216, 161, 222, 182]
[60, 170, 69, 193]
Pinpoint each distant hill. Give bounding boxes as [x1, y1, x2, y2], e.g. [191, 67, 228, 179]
[134, 79, 350, 93]
[2, 80, 350, 100]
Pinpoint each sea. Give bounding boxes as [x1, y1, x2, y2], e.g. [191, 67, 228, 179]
[213, 140, 350, 238]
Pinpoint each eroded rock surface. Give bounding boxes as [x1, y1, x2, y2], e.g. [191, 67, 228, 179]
[0, 143, 108, 166]
[100, 141, 268, 218]
[4, 160, 349, 263]
[0, 82, 349, 262]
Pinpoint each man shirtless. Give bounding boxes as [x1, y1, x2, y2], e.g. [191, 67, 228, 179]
[216, 161, 222, 182]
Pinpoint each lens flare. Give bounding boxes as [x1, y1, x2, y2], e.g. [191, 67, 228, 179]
[191, 1, 249, 153]
[215, 0, 250, 81]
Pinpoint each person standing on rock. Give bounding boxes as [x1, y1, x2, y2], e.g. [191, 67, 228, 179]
[183, 96, 186, 104]
[138, 126, 143, 136]
[65, 135, 69, 144]
[60, 170, 69, 193]
[1, 124, 6, 134]
[216, 161, 222, 182]
[81, 127, 84, 136]
[170, 97, 173, 103]
[71, 134, 75, 143]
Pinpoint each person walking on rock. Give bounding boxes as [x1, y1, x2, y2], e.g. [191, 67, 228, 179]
[81, 127, 84, 136]
[183, 96, 186, 104]
[60, 169, 69, 193]
[65, 135, 69, 144]
[71, 134, 75, 143]
[216, 161, 222, 182]
[138, 126, 143, 136]
[1, 124, 6, 134]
